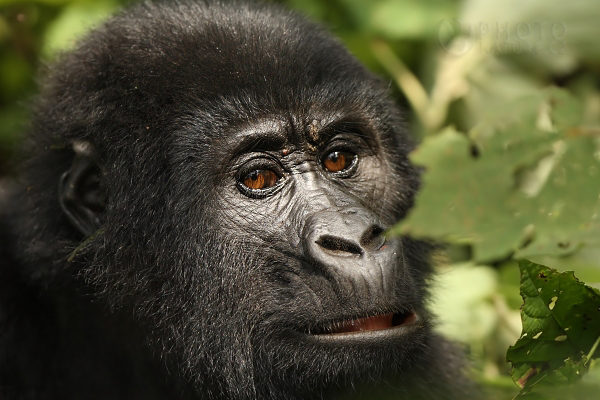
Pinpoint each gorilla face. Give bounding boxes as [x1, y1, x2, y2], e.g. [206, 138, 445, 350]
[195, 103, 425, 395]
[2, 2, 473, 400]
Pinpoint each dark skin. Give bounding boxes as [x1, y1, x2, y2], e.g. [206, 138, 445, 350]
[0, 1, 478, 399]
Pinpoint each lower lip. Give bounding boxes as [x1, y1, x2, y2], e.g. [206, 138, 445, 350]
[304, 312, 422, 343]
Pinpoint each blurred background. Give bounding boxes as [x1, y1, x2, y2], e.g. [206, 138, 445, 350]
[1, 0, 599, 398]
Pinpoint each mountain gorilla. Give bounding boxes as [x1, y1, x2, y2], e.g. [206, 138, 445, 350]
[0, 1, 477, 399]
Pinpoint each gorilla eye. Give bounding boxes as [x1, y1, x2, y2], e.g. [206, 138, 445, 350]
[323, 151, 356, 173]
[242, 169, 279, 190]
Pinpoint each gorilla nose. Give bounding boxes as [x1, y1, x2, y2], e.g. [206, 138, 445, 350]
[302, 209, 400, 286]
[314, 224, 386, 257]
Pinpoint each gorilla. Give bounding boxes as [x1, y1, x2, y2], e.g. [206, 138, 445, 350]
[0, 1, 477, 399]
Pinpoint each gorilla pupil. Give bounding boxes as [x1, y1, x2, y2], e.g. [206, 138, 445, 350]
[324, 151, 354, 172]
[243, 170, 277, 190]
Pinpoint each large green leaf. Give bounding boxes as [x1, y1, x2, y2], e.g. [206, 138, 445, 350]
[392, 88, 600, 262]
[507, 260, 600, 394]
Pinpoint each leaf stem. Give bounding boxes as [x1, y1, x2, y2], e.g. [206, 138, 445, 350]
[370, 40, 430, 128]
[585, 335, 600, 366]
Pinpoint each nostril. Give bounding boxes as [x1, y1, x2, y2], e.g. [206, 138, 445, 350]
[360, 226, 386, 251]
[316, 235, 363, 256]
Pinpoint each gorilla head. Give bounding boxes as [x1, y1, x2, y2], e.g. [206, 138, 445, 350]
[0, 1, 476, 399]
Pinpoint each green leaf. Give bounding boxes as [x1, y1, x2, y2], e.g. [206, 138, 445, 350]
[392, 88, 600, 262]
[507, 260, 600, 393]
[369, 0, 456, 39]
[337, 0, 456, 40]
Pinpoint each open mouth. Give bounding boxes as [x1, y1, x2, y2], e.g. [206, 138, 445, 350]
[311, 310, 418, 335]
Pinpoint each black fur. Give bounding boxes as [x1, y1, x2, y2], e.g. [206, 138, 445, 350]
[0, 1, 477, 399]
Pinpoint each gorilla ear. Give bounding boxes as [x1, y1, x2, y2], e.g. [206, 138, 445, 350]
[59, 141, 107, 236]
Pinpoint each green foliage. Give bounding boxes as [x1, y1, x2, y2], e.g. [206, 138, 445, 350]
[507, 260, 600, 396]
[0, 0, 129, 174]
[392, 88, 600, 262]
[338, 0, 457, 39]
[41, 0, 120, 57]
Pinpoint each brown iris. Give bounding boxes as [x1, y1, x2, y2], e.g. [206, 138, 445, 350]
[243, 169, 279, 190]
[323, 151, 355, 173]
